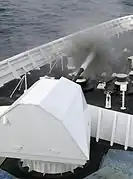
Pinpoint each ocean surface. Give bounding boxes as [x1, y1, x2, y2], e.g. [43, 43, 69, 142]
[0, 0, 133, 60]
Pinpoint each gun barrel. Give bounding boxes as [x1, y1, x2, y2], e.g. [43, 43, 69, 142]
[81, 52, 95, 70]
[72, 52, 95, 82]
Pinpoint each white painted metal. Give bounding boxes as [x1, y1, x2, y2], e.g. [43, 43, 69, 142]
[67, 57, 76, 70]
[0, 15, 133, 88]
[97, 82, 106, 89]
[128, 56, 133, 69]
[105, 92, 111, 109]
[0, 77, 90, 173]
[0, 106, 16, 166]
[129, 70, 133, 76]
[39, 75, 55, 80]
[48, 58, 59, 73]
[10, 75, 25, 98]
[0, 106, 9, 115]
[120, 84, 127, 110]
[22, 160, 82, 174]
[24, 74, 28, 92]
[89, 104, 133, 150]
[0, 157, 5, 166]
[121, 91, 126, 110]
[81, 52, 95, 70]
[0, 106, 10, 166]
[76, 78, 87, 83]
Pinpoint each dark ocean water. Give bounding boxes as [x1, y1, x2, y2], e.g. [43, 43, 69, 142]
[0, 0, 133, 60]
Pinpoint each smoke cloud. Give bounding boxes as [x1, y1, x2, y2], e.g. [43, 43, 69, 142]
[64, 24, 133, 79]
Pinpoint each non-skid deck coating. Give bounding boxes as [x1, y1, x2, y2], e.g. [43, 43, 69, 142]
[84, 87, 133, 115]
[84, 167, 129, 179]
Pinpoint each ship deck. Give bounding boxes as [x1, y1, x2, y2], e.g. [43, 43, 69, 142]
[84, 86, 133, 115]
[0, 35, 133, 178]
[0, 65, 133, 179]
[0, 69, 133, 179]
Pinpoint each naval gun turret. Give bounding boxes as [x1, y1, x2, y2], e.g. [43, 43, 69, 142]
[0, 76, 91, 175]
